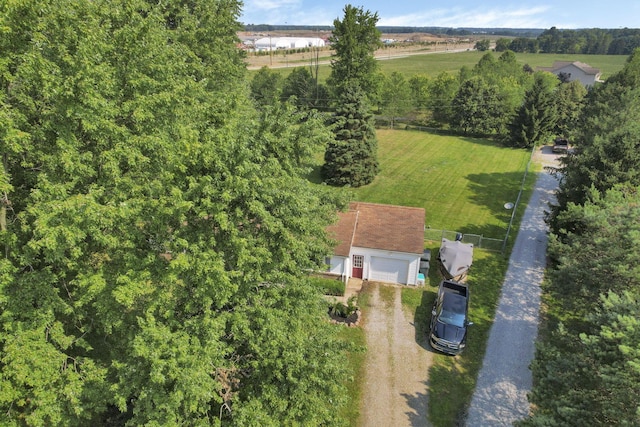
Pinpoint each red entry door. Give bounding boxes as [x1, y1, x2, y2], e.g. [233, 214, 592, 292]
[352, 255, 364, 279]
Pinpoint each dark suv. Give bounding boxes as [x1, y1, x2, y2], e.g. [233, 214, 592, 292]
[429, 280, 472, 355]
[552, 137, 570, 154]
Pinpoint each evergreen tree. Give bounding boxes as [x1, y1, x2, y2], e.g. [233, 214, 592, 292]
[549, 52, 640, 235]
[520, 185, 640, 426]
[508, 72, 559, 148]
[554, 80, 587, 140]
[326, 4, 382, 98]
[322, 85, 379, 187]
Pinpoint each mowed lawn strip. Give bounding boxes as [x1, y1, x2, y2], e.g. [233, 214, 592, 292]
[352, 129, 531, 237]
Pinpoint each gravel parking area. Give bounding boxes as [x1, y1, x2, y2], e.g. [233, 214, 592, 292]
[358, 282, 432, 427]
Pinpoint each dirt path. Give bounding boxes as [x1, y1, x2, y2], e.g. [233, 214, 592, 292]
[358, 282, 432, 427]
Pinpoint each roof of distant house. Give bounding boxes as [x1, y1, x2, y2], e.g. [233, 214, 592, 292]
[537, 61, 601, 76]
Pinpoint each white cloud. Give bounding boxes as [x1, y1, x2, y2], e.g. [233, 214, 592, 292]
[241, 2, 340, 25]
[378, 6, 553, 28]
[243, 0, 300, 12]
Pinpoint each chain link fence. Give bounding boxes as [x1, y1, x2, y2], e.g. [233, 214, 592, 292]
[424, 228, 504, 252]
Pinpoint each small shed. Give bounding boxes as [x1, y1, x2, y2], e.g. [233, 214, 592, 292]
[326, 202, 425, 285]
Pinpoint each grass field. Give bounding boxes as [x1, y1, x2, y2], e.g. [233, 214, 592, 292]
[351, 129, 532, 239]
[322, 127, 537, 426]
[249, 49, 629, 82]
[377, 51, 629, 79]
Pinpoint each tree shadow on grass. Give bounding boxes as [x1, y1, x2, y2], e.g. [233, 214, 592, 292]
[305, 163, 324, 184]
[426, 249, 510, 425]
[463, 170, 530, 237]
[401, 383, 430, 427]
[414, 288, 436, 350]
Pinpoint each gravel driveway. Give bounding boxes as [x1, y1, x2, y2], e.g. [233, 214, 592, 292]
[465, 148, 559, 426]
[354, 148, 559, 427]
[358, 282, 432, 427]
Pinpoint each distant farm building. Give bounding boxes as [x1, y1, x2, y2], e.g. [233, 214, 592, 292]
[537, 61, 603, 87]
[253, 37, 325, 52]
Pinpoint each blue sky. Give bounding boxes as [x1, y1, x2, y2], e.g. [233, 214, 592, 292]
[239, 0, 639, 29]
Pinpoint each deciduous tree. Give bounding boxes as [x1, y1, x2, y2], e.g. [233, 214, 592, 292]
[0, 1, 349, 425]
[451, 77, 504, 136]
[380, 71, 411, 128]
[426, 72, 459, 125]
[250, 66, 283, 107]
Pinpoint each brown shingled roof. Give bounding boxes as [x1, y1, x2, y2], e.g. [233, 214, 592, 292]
[327, 210, 358, 257]
[328, 202, 425, 256]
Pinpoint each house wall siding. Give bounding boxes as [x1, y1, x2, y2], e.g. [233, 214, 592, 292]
[555, 65, 597, 86]
[327, 256, 348, 281]
[350, 247, 421, 285]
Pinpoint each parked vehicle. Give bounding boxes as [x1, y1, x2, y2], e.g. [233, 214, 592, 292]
[429, 279, 472, 355]
[552, 137, 570, 154]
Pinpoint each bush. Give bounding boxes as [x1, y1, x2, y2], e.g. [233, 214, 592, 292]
[329, 296, 358, 318]
[309, 275, 346, 296]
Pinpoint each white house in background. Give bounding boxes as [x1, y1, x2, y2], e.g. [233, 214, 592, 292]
[326, 202, 425, 286]
[253, 37, 325, 52]
[537, 61, 603, 87]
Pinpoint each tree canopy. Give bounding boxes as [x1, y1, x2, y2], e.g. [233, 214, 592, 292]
[508, 72, 559, 148]
[521, 48, 640, 427]
[380, 71, 411, 128]
[520, 185, 640, 426]
[550, 49, 640, 233]
[0, 1, 350, 425]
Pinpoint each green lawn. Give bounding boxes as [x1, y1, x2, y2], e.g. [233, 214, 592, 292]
[351, 129, 532, 239]
[250, 49, 629, 82]
[326, 128, 537, 427]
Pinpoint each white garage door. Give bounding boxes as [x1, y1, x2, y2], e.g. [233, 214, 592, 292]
[370, 257, 409, 284]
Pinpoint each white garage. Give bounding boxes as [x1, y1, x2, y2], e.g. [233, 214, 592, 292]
[369, 256, 409, 284]
[326, 202, 425, 286]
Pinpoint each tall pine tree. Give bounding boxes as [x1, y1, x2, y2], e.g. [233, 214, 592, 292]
[322, 85, 379, 187]
[508, 72, 559, 148]
[323, 5, 381, 187]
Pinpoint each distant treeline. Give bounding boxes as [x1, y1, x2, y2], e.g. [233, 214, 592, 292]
[496, 27, 640, 55]
[242, 24, 543, 38]
[534, 27, 640, 55]
[243, 25, 640, 55]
